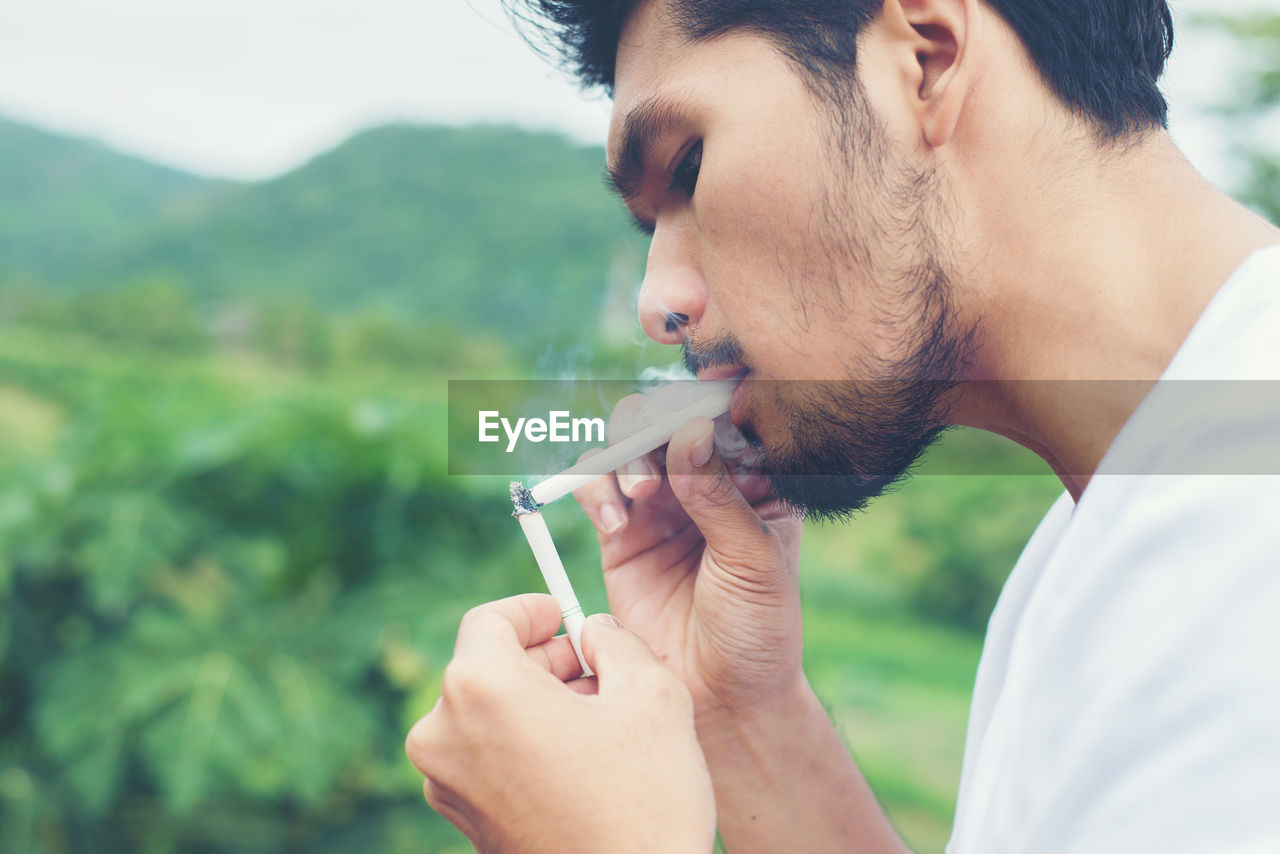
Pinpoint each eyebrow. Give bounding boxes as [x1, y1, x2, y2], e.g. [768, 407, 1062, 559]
[605, 95, 692, 234]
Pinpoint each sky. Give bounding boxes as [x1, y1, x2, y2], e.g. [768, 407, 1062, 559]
[0, 0, 1269, 185]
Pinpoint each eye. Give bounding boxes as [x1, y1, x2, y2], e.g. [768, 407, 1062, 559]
[670, 141, 702, 197]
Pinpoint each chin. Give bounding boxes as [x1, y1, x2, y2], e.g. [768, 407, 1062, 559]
[735, 379, 953, 523]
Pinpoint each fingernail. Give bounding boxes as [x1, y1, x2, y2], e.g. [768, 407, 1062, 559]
[689, 421, 715, 467]
[618, 463, 659, 497]
[588, 613, 621, 628]
[599, 502, 627, 534]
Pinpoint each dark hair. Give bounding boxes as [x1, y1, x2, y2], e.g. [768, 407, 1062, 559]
[507, 0, 1174, 139]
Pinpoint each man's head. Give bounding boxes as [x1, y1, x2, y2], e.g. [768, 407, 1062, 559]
[508, 0, 1175, 518]
[514, 0, 1172, 136]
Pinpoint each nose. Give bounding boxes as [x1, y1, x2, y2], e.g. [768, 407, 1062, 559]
[637, 220, 706, 346]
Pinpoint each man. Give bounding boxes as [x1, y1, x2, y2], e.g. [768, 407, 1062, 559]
[406, 0, 1280, 850]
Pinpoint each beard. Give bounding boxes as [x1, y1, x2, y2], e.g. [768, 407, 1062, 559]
[684, 129, 976, 522]
[685, 303, 973, 522]
[751, 321, 972, 523]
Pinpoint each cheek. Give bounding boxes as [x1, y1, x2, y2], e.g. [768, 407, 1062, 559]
[693, 161, 874, 381]
[697, 162, 835, 338]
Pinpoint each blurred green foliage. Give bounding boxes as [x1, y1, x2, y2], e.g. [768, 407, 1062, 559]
[0, 316, 565, 852]
[0, 117, 1057, 852]
[1199, 11, 1280, 223]
[1, 17, 1275, 845]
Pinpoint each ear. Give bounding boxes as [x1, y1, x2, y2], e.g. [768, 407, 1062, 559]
[884, 0, 979, 148]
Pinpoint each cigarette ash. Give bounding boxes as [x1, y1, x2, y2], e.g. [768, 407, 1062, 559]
[509, 481, 542, 517]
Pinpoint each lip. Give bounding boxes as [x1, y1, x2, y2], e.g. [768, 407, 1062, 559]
[695, 365, 748, 384]
[695, 366, 750, 427]
[728, 376, 750, 429]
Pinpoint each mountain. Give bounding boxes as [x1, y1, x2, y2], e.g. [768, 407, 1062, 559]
[0, 117, 224, 280]
[101, 124, 645, 348]
[0, 118, 646, 354]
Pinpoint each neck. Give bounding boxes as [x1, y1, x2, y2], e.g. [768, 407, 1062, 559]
[953, 130, 1280, 500]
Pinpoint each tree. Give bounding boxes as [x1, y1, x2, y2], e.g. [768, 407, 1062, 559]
[1202, 11, 1280, 224]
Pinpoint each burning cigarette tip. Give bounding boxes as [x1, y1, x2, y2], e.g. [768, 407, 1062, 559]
[509, 481, 541, 517]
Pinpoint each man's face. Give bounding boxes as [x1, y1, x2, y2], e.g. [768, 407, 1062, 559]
[608, 0, 977, 518]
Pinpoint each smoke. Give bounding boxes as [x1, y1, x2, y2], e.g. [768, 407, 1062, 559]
[635, 373, 762, 474]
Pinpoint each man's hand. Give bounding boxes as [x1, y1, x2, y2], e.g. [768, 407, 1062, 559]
[572, 401, 909, 854]
[404, 594, 716, 854]
[573, 402, 807, 720]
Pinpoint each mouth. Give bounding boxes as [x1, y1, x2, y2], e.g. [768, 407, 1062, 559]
[696, 366, 750, 428]
[695, 365, 748, 384]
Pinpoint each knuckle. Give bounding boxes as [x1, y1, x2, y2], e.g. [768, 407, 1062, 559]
[718, 546, 790, 594]
[455, 603, 514, 650]
[635, 660, 681, 698]
[743, 539, 785, 569]
[458, 602, 493, 633]
[439, 660, 491, 707]
[455, 607, 483, 642]
[423, 778, 454, 813]
[696, 469, 740, 508]
[404, 714, 444, 770]
[404, 726, 423, 762]
[424, 782, 473, 839]
[652, 672, 693, 714]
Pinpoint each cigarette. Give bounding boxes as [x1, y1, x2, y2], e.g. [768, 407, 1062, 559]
[511, 481, 593, 677]
[508, 381, 736, 678]
[528, 380, 736, 506]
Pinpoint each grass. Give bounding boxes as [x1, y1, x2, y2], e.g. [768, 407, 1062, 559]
[800, 578, 981, 853]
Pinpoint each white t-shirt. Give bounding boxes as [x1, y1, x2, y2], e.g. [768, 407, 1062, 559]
[947, 247, 1280, 854]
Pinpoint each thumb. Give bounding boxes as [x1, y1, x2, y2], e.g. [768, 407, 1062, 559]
[580, 613, 669, 696]
[665, 417, 782, 569]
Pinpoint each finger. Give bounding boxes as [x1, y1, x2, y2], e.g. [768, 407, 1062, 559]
[618, 452, 662, 500]
[404, 714, 436, 776]
[729, 467, 775, 505]
[610, 394, 662, 499]
[665, 417, 786, 569]
[453, 593, 564, 662]
[711, 415, 777, 505]
[572, 448, 630, 535]
[574, 453, 699, 567]
[579, 613, 670, 698]
[565, 675, 599, 695]
[525, 634, 586, 682]
[423, 779, 479, 843]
